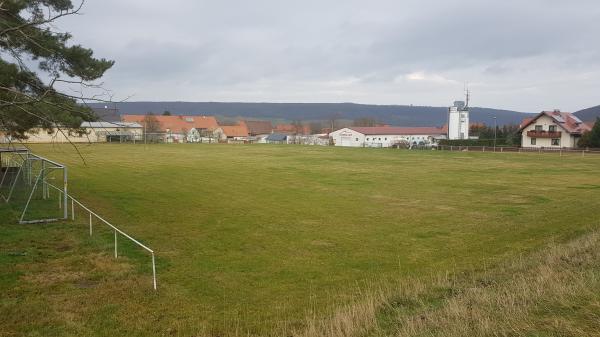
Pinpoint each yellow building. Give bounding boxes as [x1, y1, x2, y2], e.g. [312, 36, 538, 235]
[1, 122, 143, 144]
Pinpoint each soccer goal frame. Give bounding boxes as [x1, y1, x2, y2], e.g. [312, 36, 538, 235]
[0, 149, 68, 223]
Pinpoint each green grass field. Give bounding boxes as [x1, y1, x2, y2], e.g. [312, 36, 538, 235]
[1, 144, 600, 336]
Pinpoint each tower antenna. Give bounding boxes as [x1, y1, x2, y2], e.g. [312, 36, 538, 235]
[464, 84, 470, 109]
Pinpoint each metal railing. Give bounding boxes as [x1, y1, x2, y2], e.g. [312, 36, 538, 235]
[46, 182, 158, 291]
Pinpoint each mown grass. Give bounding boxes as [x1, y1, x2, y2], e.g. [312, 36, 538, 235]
[1, 144, 599, 336]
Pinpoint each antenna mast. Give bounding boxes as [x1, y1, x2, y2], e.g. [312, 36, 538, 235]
[464, 84, 470, 109]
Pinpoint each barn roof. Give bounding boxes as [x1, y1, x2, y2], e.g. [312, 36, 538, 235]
[121, 115, 219, 133]
[82, 121, 142, 128]
[266, 133, 287, 141]
[221, 125, 249, 137]
[345, 126, 447, 136]
[241, 120, 273, 135]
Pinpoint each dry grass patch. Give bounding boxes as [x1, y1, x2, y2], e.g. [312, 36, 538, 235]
[291, 228, 600, 337]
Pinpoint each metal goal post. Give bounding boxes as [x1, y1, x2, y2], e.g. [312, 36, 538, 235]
[0, 149, 67, 224]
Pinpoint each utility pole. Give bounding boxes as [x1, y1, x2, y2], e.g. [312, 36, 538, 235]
[493, 116, 497, 151]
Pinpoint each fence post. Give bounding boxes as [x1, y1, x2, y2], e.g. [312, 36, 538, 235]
[89, 212, 93, 236]
[152, 253, 157, 290]
[114, 230, 118, 258]
[63, 167, 68, 220]
[41, 160, 46, 200]
[71, 198, 75, 220]
[582, 150, 585, 158]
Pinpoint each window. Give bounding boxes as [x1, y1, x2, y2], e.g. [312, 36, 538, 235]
[355, 138, 359, 141]
[549, 125, 557, 132]
[531, 138, 537, 145]
[366, 138, 369, 141]
[551, 138, 560, 146]
[384, 138, 387, 141]
[535, 125, 543, 132]
[378, 138, 381, 141]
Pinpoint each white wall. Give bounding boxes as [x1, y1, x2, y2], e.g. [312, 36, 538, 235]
[448, 107, 469, 140]
[330, 128, 439, 148]
[329, 128, 366, 147]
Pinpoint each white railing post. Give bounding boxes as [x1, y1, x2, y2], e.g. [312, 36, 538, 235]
[152, 253, 157, 290]
[71, 198, 75, 220]
[63, 167, 68, 220]
[46, 184, 157, 291]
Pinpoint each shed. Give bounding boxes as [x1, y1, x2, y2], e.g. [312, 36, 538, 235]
[266, 133, 288, 144]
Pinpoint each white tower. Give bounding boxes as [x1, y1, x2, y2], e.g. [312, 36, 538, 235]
[448, 90, 470, 140]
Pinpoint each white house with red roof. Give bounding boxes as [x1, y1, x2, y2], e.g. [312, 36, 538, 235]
[519, 110, 591, 148]
[329, 126, 447, 148]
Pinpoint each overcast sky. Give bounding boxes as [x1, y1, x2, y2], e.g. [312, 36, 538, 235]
[57, 0, 600, 112]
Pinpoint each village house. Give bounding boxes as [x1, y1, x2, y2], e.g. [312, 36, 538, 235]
[329, 126, 447, 148]
[187, 127, 224, 143]
[519, 110, 591, 148]
[121, 115, 219, 143]
[220, 124, 250, 142]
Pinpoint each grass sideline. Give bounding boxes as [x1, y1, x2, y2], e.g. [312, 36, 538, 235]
[1, 143, 600, 336]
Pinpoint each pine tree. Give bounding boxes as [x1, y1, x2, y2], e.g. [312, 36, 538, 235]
[0, 1, 114, 139]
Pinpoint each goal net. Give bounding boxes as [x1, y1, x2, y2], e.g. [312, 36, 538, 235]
[0, 149, 68, 223]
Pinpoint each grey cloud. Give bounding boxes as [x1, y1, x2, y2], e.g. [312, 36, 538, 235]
[56, 0, 600, 112]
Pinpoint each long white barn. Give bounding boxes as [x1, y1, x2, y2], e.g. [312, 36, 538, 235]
[329, 126, 447, 148]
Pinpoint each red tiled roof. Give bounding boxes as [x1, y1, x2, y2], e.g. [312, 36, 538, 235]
[221, 125, 249, 138]
[240, 120, 273, 135]
[519, 117, 534, 129]
[122, 115, 219, 133]
[346, 126, 447, 136]
[518, 111, 591, 135]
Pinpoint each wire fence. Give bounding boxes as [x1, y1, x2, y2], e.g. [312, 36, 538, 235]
[437, 145, 600, 156]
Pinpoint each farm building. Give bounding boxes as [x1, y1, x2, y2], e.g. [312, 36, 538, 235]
[1, 121, 143, 144]
[220, 125, 250, 142]
[265, 133, 288, 144]
[121, 115, 219, 143]
[519, 110, 591, 148]
[286, 134, 331, 146]
[329, 127, 447, 148]
[240, 120, 273, 137]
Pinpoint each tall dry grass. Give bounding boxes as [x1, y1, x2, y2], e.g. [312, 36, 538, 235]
[289, 229, 600, 337]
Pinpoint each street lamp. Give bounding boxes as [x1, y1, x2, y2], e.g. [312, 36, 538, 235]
[493, 116, 497, 152]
